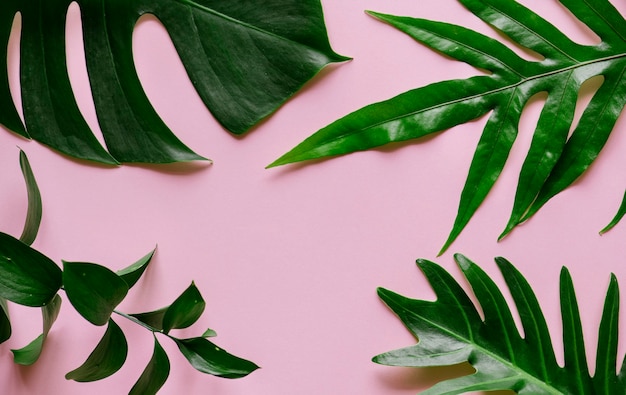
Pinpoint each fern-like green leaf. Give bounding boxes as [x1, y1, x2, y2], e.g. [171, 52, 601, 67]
[270, 0, 626, 254]
[1, 0, 347, 164]
[374, 254, 625, 394]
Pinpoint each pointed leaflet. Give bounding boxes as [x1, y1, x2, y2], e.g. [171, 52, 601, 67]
[130, 282, 205, 334]
[173, 336, 259, 378]
[65, 319, 128, 382]
[271, 1, 626, 252]
[1, 0, 346, 164]
[18, 149, 42, 246]
[116, 247, 156, 289]
[600, 189, 626, 234]
[0, 232, 61, 306]
[374, 255, 624, 394]
[11, 294, 62, 365]
[129, 336, 170, 395]
[63, 261, 129, 326]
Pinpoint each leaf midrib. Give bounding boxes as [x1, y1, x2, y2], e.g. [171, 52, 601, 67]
[173, 0, 331, 56]
[390, 299, 564, 394]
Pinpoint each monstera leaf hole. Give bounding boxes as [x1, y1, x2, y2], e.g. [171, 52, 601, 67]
[6, 13, 22, 132]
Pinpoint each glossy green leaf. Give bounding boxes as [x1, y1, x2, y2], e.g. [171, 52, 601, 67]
[65, 319, 128, 382]
[17, 149, 42, 246]
[600, 189, 626, 234]
[129, 336, 170, 395]
[374, 254, 625, 394]
[0, 297, 10, 344]
[63, 261, 129, 326]
[0, 232, 62, 306]
[11, 294, 62, 365]
[0, 0, 347, 164]
[173, 337, 259, 379]
[131, 282, 205, 334]
[116, 247, 156, 289]
[270, 0, 626, 253]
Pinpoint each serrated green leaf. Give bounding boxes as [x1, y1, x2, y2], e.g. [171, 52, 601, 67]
[0, 232, 61, 306]
[600, 189, 626, 234]
[116, 247, 156, 289]
[173, 337, 259, 378]
[17, 149, 42, 246]
[0, 297, 10, 344]
[129, 336, 170, 395]
[270, 0, 626, 253]
[63, 261, 129, 326]
[374, 254, 624, 394]
[11, 294, 62, 365]
[0, 0, 347, 164]
[65, 319, 128, 382]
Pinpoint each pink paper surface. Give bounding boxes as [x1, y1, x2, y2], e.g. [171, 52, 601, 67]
[1, 1, 626, 394]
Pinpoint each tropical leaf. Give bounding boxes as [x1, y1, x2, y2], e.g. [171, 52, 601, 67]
[62, 261, 129, 326]
[65, 319, 128, 382]
[130, 282, 205, 334]
[173, 336, 259, 379]
[0, 0, 347, 164]
[129, 336, 170, 395]
[0, 232, 62, 306]
[600, 189, 626, 234]
[0, 298, 10, 344]
[17, 149, 41, 246]
[269, 0, 626, 254]
[116, 247, 156, 289]
[11, 294, 62, 365]
[374, 254, 625, 394]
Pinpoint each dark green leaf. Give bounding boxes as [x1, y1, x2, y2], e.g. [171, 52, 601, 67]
[130, 307, 168, 332]
[162, 282, 205, 334]
[270, 1, 626, 253]
[0, 297, 10, 344]
[116, 247, 156, 289]
[65, 319, 128, 382]
[1, 0, 347, 164]
[11, 294, 62, 365]
[130, 282, 205, 334]
[129, 336, 170, 395]
[374, 254, 623, 394]
[18, 149, 42, 246]
[0, 232, 61, 306]
[63, 261, 129, 326]
[174, 337, 259, 379]
[600, 189, 626, 234]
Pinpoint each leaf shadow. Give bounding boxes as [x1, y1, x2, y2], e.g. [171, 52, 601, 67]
[376, 363, 515, 394]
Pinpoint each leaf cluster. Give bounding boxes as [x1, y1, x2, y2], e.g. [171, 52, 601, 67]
[0, 150, 258, 393]
[270, 0, 626, 253]
[0, 0, 347, 164]
[375, 254, 625, 394]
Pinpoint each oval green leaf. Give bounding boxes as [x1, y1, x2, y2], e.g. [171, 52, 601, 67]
[12, 294, 62, 365]
[63, 261, 129, 326]
[0, 232, 61, 306]
[174, 337, 259, 379]
[129, 336, 170, 395]
[65, 319, 128, 382]
[162, 282, 205, 334]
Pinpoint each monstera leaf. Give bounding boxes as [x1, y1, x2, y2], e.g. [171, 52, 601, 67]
[270, 0, 626, 254]
[374, 254, 625, 394]
[0, 0, 347, 164]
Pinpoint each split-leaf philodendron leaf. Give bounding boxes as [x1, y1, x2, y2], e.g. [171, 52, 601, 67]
[270, 0, 626, 254]
[1, 0, 348, 164]
[374, 254, 625, 394]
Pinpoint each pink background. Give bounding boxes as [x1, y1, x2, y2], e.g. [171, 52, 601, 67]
[1, 1, 626, 394]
